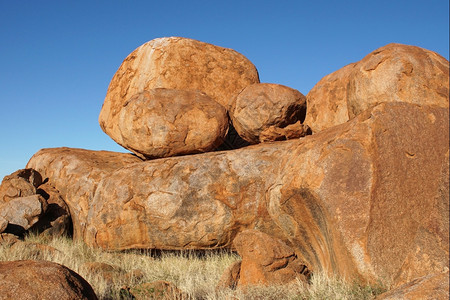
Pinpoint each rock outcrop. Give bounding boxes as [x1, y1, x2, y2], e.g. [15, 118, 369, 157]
[28, 101, 449, 290]
[230, 83, 308, 143]
[114, 88, 229, 159]
[0, 260, 98, 300]
[269, 103, 449, 286]
[305, 43, 449, 132]
[99, 36, 259, 150]
[376, 271, 449, 300]
[26, 148, 142, 239]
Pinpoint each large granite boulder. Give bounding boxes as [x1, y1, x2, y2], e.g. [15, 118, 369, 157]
[0, 260, 97, 300]
[26, 148, 142, 240]
[376, 271, 449, 300]
[114, 88, 229, 159]
[99, 36, 259, 148]
[305, 43, 449, 132]
[269, 103, 449, 286]
[229, 83, 309, 144]
[25, 102, 448, 289]
[84, 141, 290, 250]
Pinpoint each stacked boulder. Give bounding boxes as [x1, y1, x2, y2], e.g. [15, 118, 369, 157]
[98, 36, 310, 158]
[2, 37, 449, 297]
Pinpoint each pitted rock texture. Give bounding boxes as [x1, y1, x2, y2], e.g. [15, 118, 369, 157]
[25, 103, 448, 287]
[84, 142, 291, 250]
[230, 83, 307, 144]
[0, 168, 42, 203]
[115, 88, 229, 159]
[0, 260, 98, 300]
[99, 36, 259, 146]
[26, 147, 142, 240]
[305, 43, 449, 132]
[232, 229, 309, 287]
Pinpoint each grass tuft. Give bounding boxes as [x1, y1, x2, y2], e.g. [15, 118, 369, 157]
[0, 233, 386, 299]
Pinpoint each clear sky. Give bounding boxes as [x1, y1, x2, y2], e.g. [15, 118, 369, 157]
[0, 0, 449, 180]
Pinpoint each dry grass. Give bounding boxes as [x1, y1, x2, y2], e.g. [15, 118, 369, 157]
[0, 233, 385, 299]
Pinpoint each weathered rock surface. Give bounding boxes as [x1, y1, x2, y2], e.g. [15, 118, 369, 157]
[230, 83, 307, 144]
[25, 102, 448, 289]
[99, 36, 259, 146]
[34, 182, 72, 237]
[26, 147, 142, 240]
[232, 229, 309, 287]
[217, 260, 242, 290]
[376, 271, 449, 300]
[0, 216, 7, 233]
[0, 260, 98, 300]
[0, 168, 42, 203]
[305, 43, 449, 132]
[269, 103, 449, 286]
[0, 195, 47, 235]
[115, 88, 229, 159]
[84, 141, 291, 250]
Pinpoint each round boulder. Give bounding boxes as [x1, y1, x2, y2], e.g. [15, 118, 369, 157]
[99, 36, 259, 145]
[116, 88, 229, 159]
[305, 43, 449, 133]
[0, 260, 98, 300]
[230, 83, 308, 144]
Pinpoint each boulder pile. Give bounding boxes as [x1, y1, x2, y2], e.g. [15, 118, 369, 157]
[1, 37, 449, 298]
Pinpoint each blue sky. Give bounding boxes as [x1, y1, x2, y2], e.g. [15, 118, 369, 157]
[0, 0, 448, 180]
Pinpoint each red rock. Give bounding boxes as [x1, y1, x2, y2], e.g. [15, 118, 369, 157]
[0, 260, 98, 299]
[269, 103, 449, 286]
[305, 43, 449, 132]
[35, 182, 72, 237]
[0, 195, 47, 235]
[376, 271, 449, 300]
[114, 88, 229, 159]
[99, 37, 259, 146]
[26, 147, 142, 240]
[0, 168, 41, 203]
[26, 102, 448, 289]
[232, 229, 309, 287]
[230, 83, 307, 144]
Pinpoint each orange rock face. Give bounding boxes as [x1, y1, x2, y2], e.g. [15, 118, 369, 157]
[0, 260, 98, 300]
[99, 36, 259, 147]
[232, 229, 309, 287]
[84, 141, 291, 250]
[230, 83, 307, 144]
[376, 271, 449, 300]
[25, 103, 448, 289]
[114, 88, 229, 159]
[270, 103, 449, 285]
[305, 43, 449, 132]
[26, 147, 142, 240]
